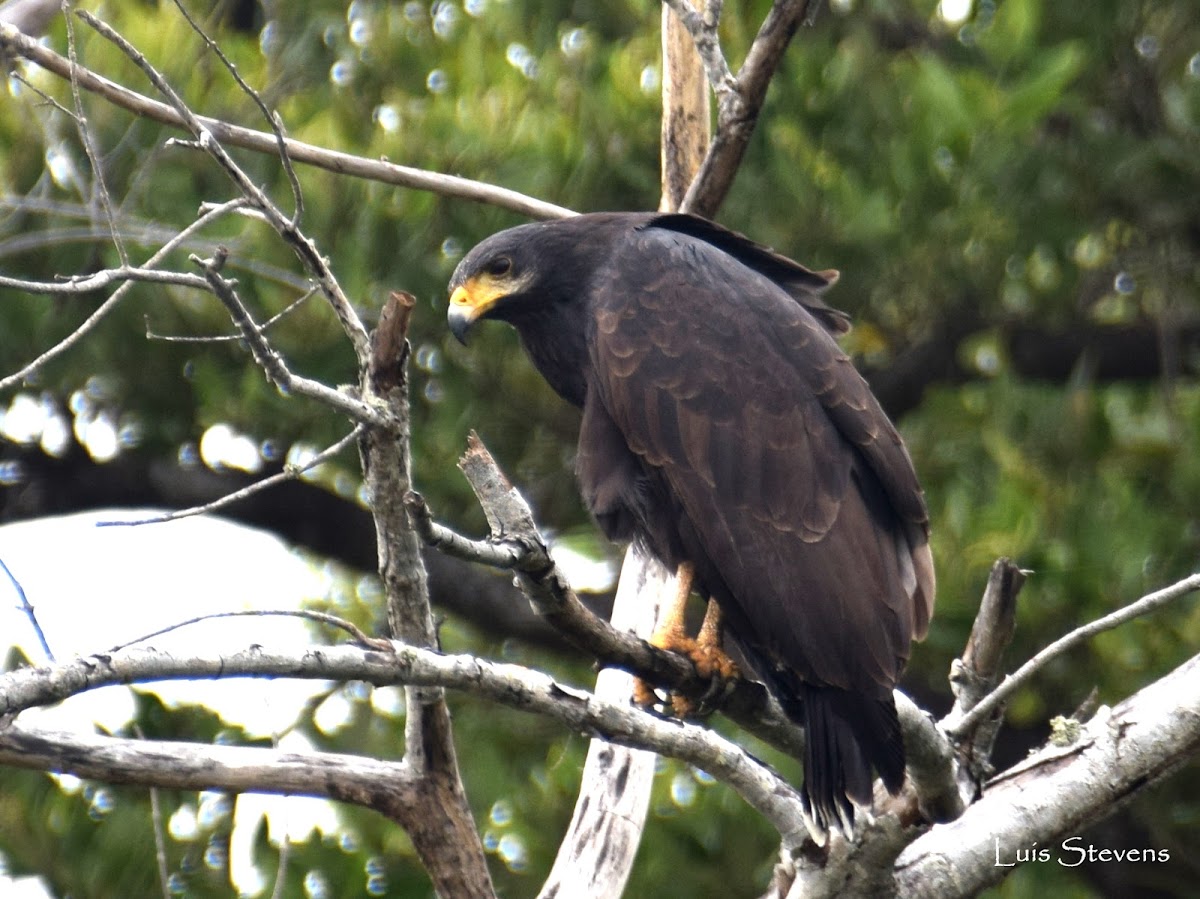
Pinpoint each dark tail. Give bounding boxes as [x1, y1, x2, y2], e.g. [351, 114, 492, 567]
[780, 683, 906, 838]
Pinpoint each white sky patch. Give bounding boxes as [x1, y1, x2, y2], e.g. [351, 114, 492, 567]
[547, 540, 617, 593]
[0, 510, 340, 896]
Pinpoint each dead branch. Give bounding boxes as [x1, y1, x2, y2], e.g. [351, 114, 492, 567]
[355, 288, 493, 897]
[0, 721, 421, 805]
[947, 571, 1200, 741]
[95, 426, 362, 528]
[537, 544, 666, 899]
[940, 558, 1027, 800]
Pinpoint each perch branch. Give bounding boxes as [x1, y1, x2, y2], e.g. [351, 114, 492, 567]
[446, 432, 807, 759]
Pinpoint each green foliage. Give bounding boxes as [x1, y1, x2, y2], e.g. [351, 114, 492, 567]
[2, 0, 1199, 895]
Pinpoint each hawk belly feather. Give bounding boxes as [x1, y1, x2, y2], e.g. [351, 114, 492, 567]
[448, 212, 935, 836]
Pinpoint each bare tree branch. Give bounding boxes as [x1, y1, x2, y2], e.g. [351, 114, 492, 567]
[680, 0, 819, 218]
[76, 10, 371, 363]
[661, 0, 734, 94]
[0, 720, 420, 807]
[0, 266, 210, 294]
[0, 555, 54, 662]
[190, 250, 392, 429]
[947, 571, 1200, 741]
[60, 0, 128, 266]
[0, 197, 246, 392]
[894, 652, 1200, 897]
[168, 0, 305, 225]
[940, 559, 1027, 803]
[354, 288, 494, 897]
[0, 22, 574, 221]
[96, 425, 363, 528]
[0, 642, 809, 848]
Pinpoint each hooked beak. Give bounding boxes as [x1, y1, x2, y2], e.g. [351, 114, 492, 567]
[447, 286, 477, 345]
[446, 276, 509, 345]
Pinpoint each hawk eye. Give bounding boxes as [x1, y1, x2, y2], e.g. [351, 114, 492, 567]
[485, 256, 512, 277]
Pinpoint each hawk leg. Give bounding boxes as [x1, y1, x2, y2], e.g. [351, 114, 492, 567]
[632, 562, 740, 715]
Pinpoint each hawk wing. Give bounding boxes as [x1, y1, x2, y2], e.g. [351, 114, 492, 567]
[580, 220, 933, 695]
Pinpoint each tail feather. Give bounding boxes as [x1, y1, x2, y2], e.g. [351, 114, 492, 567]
[781, 684, 906, 839]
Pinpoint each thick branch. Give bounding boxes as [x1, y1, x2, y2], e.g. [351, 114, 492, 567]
[894, 652, 1200, 897]
[659, 0, 713, 212]
[681, 0, 818, 217]
[0, 721, 419, 807]
[0, 642, 809, 848]
[538, 543, 664, 899]
[354, 289, 490, 897]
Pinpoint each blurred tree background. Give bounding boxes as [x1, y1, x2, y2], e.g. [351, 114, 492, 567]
[1, 0, 1198, 896]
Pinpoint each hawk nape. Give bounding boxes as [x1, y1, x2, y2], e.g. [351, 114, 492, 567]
[447, 212, 935, 839]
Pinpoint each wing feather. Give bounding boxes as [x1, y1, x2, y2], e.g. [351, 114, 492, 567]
[582, 224, 932, 693]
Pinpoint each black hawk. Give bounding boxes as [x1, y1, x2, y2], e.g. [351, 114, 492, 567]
[447, 212, 934, 837]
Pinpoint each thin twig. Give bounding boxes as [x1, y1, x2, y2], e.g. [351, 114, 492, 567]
[144, 285, 317, 343]
[0, 555, 54, 662]
[268, 797, 292, 899]
[107, 608, 391, 654]
[0, 198, 246, 392]
[61, 0, 128, 266]
[9, 69, 75, 117]
[189, 251, 394, 429]
[135, 724, 174, 899]
[96, 425, 362, 527]
[0, 266, 211, 294]
[0, 23, 574, 221]
[76, 10, 372, 364]
[405, 491, 527, 570]
[947, 572, 1200, 739]
[169, 0, 304, 225]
